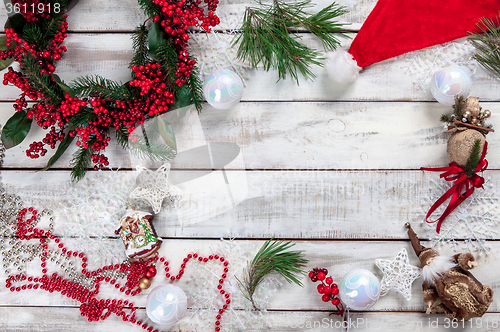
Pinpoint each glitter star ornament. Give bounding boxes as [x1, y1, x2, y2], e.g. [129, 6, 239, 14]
[375, 248, 421, 301]
[129, 163, 181, 214]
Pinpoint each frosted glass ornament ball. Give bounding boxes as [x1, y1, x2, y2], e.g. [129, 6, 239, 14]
[203, 69, 244, 109]
[339, 269, 380, 310]
[146, 284, 187, 326]
[430, 65, 472, 106]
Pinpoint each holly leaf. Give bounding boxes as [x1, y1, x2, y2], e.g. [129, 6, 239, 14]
[1, 111, 32, 149]
[40, 134, 74, 171]
[148, 21, 167, 59]
[4, 13, 27, 35]
[0, 36, 14, 71]
[157, 117, 176, 151]
[52, 74, 73, 96]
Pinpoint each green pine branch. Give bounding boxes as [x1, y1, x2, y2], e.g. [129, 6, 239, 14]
[70, 144, 93, 182]
[22, 24, 45, 50]
[187, 62, 204, 112]
[465, 139, 482, 177]
[138, 0, 161, 18]
[471, 16, 500, 79]
[41, 9, 66, 39]
[232, 0, 349, 84]
[155, 42, 178, 86]
[71, 75, 133, 101]
[116, 128, 176, 162]
[130, 24, 150, 70]
[22, 53, 64, 103]
[236, 239, 308, 310]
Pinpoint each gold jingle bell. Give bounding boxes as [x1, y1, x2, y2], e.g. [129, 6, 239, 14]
[481, 110, 491, 119]
[139, 277, 152, 290]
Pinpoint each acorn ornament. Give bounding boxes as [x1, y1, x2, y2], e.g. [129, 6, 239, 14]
[421, 96, 493, 233]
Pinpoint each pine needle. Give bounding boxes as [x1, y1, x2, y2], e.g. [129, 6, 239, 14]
[71, 75, 133, 101]
[237, 239, 308, 310]
[465, 139, 482, 177]
[116, 128, 176, 162]
[22, 53, 64, 103]
[471, 16, 500, 79]
[130, 25, 150, 69]
[232, 0, 349, 84]
[70, 145, 93, 182]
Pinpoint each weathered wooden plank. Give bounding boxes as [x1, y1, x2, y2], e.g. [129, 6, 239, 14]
[0, 0, 369, 32]
[1, 34, 499, 102]
[1, 102, 498, 170]
[4, 169, 500, 240]
[1, 307, 499, 332]
[0, 240, 498, 313]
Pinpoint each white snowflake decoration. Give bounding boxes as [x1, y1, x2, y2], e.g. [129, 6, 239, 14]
[421, 179, 500, 256]
[129, 163, 181, 214]
[183, 239, 281, 331]
[398, 40, 477, 92]
[375, 248, 421, 301]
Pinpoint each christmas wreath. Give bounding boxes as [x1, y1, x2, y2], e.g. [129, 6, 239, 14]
[0, 0, 220, 180]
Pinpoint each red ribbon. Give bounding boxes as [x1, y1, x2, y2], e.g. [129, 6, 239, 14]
[421, 142, 488, 233]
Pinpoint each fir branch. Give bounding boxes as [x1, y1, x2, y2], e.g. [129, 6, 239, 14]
[465, 139, 482, 178]
[471, 16, 500, 79]
[22, 24, 45, 50]
[237, 239, 308, 310]
[138, 0, 161, 18]
[452, 95, 466, 119]
[116, 128, 176, 162]
[187, 62, 204, 112]
[22, 53, 64, 103]
[155, 42, 178, 86]
[71, 75, 133, 101]
[130, 24, 150, 69]
[232, 0, 348, 83]
[440, 114, 454, 124]
[70, 145, 93, 182]
[41, 9, 66, 39]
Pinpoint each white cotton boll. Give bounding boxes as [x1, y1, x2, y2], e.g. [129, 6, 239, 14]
[325, 49, 361, 83]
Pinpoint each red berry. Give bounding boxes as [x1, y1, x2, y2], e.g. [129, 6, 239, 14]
[332, 298, 340, 306]
[317, 284, 325, 294]
[317, 272, 326, 281]
[308, 271, 314, 278]
[331, 287, 339, 295]
[322, 295, 330, 302]
[331, 283, 338, 288]
[323, 286, 332, 295]
[325, 277, 333, 285]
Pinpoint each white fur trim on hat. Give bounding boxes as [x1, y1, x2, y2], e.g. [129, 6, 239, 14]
[325, 49, 361, 84]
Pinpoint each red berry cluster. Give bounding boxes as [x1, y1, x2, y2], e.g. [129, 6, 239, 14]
[11, 0, 53, 23]
[309, 268, 345, 316]
[151, 0, 220, 86]
[130, 63, 175, 115]
[10, 207, 231, 331]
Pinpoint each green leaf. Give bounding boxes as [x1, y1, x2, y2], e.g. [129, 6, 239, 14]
[40, 134, 75, 171]
[148, 21, 167, 59]
[171, 84, 193, 110]
[1, 111, 32, 149]
[157, 117, 176, 151]
[0, 36, 14, 71]
[52, 74, 73, 96]
[4, 13, 27, 35]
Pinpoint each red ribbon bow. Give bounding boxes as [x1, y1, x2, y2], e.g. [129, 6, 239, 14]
[421, 142, 488, 233]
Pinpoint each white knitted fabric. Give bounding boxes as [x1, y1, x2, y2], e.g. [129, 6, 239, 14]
[129, 163, 181, 214]
[375, 248, 421, 301]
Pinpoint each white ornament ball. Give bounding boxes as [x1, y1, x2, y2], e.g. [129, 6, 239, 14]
[429, 65, 472, 106]
[339, 269, 380, 310]
[203, 69, 244, 109]
[146, 284, 187, 326]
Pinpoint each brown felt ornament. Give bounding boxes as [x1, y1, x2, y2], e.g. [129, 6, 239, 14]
[405, 223, 493, 321]
[447, 129, 485, 168]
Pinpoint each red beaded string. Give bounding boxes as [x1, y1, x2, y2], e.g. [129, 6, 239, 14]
[7, 208, 230, 331]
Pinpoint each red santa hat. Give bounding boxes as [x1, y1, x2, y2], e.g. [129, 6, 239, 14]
[326, 0, 500, 83]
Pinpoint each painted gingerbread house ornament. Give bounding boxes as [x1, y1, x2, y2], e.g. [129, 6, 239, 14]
[115, 210, 163, 259]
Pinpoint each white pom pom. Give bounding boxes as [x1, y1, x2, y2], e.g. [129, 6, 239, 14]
[325, 49, 361, 83]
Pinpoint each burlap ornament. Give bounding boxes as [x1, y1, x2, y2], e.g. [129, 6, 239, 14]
[447, 129, 485, 167]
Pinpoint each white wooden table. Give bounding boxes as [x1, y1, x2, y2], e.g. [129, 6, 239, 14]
[1, 1, 499, 331]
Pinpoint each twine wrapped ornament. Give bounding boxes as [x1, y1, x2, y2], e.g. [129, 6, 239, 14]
[422, 97, 493, 233]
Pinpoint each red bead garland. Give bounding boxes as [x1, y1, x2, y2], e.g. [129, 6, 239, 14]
[8, 207, 230, 331]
